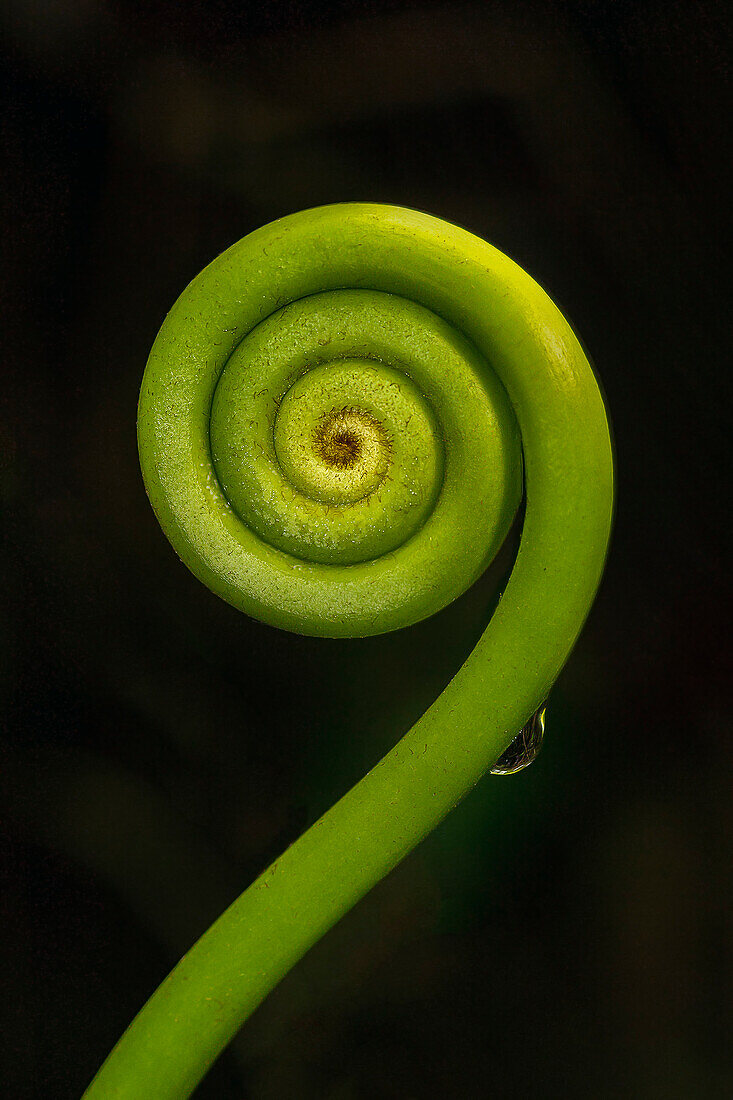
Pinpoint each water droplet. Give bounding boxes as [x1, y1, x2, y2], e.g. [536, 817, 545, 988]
[491, 703, 546, 775]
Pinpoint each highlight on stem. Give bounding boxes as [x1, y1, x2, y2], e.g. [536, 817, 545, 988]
[84, 204, 614, 1098]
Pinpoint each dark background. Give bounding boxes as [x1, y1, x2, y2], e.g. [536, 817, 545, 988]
[2, 2, 731, 1097]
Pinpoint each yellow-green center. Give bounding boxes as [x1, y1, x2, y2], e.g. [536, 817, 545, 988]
[313, 407, 389, 478]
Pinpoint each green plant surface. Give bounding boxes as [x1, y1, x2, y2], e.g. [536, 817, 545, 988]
[84, 204, 613, 1098]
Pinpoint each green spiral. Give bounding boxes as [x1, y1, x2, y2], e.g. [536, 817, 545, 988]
[84, 204, 613, 1098]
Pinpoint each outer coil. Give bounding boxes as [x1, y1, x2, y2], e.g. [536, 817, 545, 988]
[139, 205, 535, 636]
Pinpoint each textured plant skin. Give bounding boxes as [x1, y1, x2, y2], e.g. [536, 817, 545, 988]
[83, 204, 613, 1098]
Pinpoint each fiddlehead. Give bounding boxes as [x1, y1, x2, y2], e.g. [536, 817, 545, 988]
[85, 204, 613, 1097]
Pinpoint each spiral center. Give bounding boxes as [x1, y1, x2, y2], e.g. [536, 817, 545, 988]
[314, 408, 386, 473]
[318, 426, 361, 469]
[273, 367, 395, 508]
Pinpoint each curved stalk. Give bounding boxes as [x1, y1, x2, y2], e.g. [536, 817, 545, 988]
[84, 204, 613, 1098]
